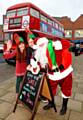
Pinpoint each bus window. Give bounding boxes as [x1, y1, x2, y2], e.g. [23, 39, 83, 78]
[62, 27, 64, 32]
[40, 14, 47, 22]
[47, 18, 53, 25]
[17, 7, 28, 16]
[59, 25, 62, 31]
[14, 18, 21, 24]
[10, 19, 13, 24]
[40, 22, 48, 33]
[52, 28, 55, 35]
[55, 22, 58, 29]
[9, 18, 21, 28]
[4, 33, 13, 43]
[53, 21, 55, 27]
[30, 8, 39, 18]
[7, 10, 16, 18]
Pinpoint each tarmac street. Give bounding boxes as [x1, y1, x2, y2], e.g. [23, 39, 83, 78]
[0, 54, 83, 120]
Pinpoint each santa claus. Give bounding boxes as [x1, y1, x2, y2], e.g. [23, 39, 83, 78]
[44, 39, 73, 115]
[29, 37, 73, 115]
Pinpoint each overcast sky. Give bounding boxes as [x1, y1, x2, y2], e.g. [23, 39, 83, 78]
[0, 0, 83, 24]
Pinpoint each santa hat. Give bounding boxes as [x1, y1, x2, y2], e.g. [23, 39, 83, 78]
[61, 39, 70, 49]
[53, 40, 62, 50]
[14, 33, 24, 45]
[36, 37, 48, 46]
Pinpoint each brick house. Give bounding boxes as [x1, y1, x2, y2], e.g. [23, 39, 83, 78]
[73, 15, 83, 40]
[55, 15, 83, 41]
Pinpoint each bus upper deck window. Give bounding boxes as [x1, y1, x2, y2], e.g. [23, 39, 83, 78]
[40, 14, 47, 22]
[17, 7, 28, 16]
[47, 19, 52, 25]
[30, 8, 39, 18]
[55, 23, 58, 29]
[7, 10, 16, 18]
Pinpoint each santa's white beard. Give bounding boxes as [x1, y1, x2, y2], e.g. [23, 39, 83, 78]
[35, 45, 48, 68]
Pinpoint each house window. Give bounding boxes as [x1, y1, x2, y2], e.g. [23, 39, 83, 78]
[65, 30, 72, 38]
[75, 30, 83, 38]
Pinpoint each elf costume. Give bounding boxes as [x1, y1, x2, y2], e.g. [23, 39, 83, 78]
[4, 34, 27, 94]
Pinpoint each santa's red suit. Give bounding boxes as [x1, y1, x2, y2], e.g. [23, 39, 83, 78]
[48, 39, 73, 98]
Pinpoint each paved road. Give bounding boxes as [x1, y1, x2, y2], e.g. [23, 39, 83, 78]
[0, 53, 83, 120]
[0, 62, 15, 83]
[0, 53, 15, 83]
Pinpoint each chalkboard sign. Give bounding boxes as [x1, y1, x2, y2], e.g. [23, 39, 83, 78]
[13, 70, 57, 120]
[19, 70, 43, 111]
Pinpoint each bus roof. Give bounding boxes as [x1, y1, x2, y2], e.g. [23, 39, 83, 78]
[7, 2, 30, 11]
[7, 2, 63, 27]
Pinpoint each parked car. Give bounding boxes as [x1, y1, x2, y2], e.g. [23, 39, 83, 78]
[69, 39, 83, 56]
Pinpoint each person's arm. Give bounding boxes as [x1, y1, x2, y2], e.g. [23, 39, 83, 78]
[3, 39, 16, 59]
[3, 50, 16, 59]
[26, 47, 34, 65]
[26, 47, 31, 65]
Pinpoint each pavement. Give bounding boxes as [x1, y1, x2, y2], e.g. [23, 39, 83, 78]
[0, 54, 83, 120]
[0, 53, 5, 63]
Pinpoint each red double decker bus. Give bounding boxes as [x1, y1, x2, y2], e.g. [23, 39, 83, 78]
[3, 2, 64, 63]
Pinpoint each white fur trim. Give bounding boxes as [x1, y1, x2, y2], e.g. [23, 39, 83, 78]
[32, 45, 38, 50]
[29, 65, 40, 74]
[61, 92, 70, 98]
[53, 40, 62, 50]
[37, 37, 48, 46]
[29, 59, 40, 74]
[30, 59, 37, 68]
[48, 65, 73, 81]
[35, 46, 48, 68]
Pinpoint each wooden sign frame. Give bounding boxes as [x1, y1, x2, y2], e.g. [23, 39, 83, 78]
[13, 71, 57, 120]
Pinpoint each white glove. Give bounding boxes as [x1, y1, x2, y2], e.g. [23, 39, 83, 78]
[30, 59, 37, 68]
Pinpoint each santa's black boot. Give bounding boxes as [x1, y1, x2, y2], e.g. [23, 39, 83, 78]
[60, 98, 68, 115]
[43, 101, 54, 110]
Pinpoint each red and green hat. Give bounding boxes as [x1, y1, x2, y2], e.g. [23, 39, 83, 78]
[19, 37, 24, 42]
[14, 33, 24, 45]
[28, 34, 35, 39]
[26, 27, 35, 39]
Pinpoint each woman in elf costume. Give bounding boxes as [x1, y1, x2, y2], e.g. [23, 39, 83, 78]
[3, 33, 27, 99]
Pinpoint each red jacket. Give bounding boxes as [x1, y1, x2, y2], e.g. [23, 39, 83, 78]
[48, 40, 73, 81]
[3, 50, 27, 76]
